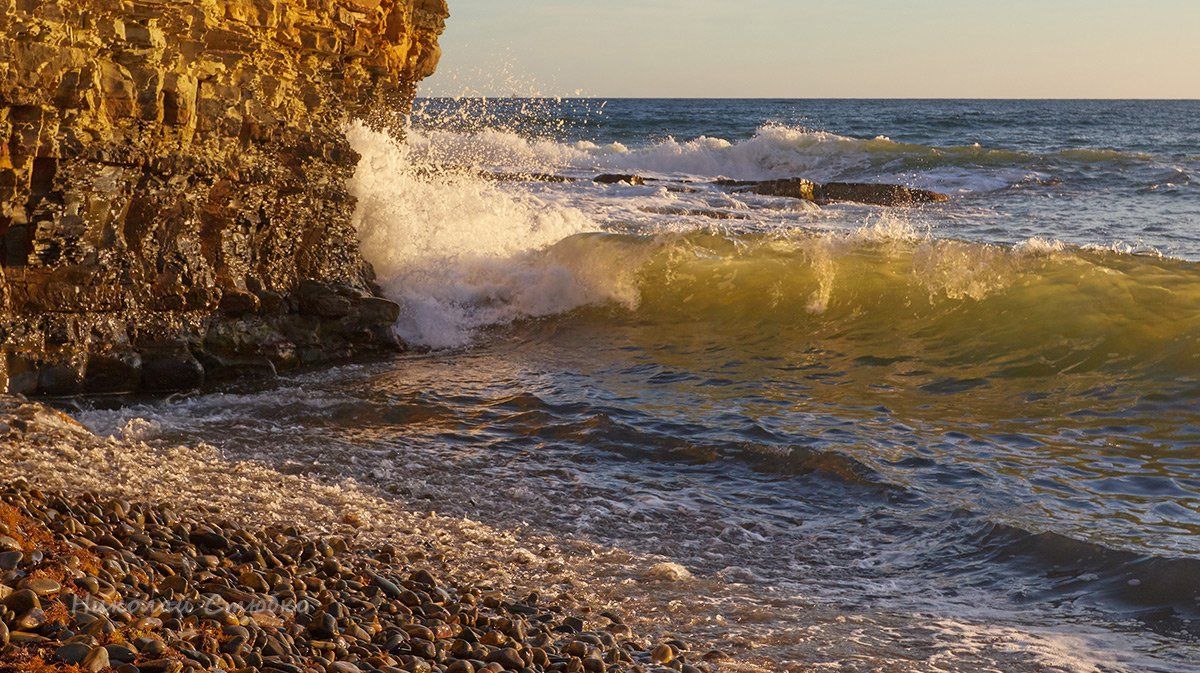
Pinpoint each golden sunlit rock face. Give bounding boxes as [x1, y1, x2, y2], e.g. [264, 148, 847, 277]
[0, 0, 448, 395]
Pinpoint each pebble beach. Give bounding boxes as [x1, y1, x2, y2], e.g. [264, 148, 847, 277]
[0, 399, 739, 673]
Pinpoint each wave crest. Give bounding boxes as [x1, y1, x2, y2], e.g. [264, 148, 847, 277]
[349, 122, 1199, 380]
[401, 121, 1162, 192]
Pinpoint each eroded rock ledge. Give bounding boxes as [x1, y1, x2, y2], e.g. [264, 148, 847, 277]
[0, 0, 449, 395]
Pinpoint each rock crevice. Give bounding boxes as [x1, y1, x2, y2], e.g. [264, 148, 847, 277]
[0, 0, 449, 395]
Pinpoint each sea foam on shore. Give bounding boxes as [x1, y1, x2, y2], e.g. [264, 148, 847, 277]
[0, 398, 756, 673]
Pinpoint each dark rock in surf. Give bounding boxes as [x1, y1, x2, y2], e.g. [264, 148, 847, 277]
[485, 170, 578, 183]
[744, 178, 819, 201]
[355, 297, 403, 326]
[730, 177, 949, 206]
[194, 352, 279, 383]
[818, 182, 950, 206]
[595, 174, 647, 186]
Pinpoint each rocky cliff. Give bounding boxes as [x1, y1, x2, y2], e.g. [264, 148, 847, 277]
[0, 0, 449, 395]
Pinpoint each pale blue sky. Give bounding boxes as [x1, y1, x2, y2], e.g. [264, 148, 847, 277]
[420, 0, 1200, 98]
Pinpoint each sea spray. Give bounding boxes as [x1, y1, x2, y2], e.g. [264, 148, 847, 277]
[403, 121, 1042, 190]
[349, 122, 636, 348]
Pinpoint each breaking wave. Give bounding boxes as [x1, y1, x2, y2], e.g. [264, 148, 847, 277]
[350, 121, 1199, 380]
[403, 121, 1161, 192]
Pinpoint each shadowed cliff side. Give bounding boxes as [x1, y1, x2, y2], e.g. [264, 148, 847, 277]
[0, 0, 449, 395]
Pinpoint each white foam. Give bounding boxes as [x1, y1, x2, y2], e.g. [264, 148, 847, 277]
[406, 124, 880, 181]
[349, 122, 648, 348]
[346, 119, 1098, 349]
[406, 123, 1033, 191]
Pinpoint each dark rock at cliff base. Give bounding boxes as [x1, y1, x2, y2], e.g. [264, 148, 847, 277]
[353, 297, 403, 327]
[595, 174, 647, 186]
[1, 356, 39, 397]
[255, 290, 289, 316]
[818, 182, 950, 206]
[195, 353, 279, 383]
[83, 351, 143, 395]
[140, 350, 205, 393]
[732, 178, 949, 206]
[298, 281, 356, 319]
[219, 289, 262, 317]
[37, 364, 83, 396]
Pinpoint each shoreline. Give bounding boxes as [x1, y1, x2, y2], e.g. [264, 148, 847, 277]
[0, 397, 761, 673]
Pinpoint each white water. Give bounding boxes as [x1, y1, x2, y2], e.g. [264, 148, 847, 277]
[347, 122, 1082, 349]
[349, 122, 927, 348]
[404, 122, 1033, 190]
[349, 123, 637, 348]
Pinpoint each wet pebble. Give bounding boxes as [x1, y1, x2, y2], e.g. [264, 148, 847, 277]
[83, 645, 111, 672]
[24, 576, 62, 595]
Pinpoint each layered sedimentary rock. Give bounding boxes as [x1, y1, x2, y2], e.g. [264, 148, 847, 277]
[0, 0, 449, 395]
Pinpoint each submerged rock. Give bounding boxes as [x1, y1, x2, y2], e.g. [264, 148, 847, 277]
[644, 562, 694, 582]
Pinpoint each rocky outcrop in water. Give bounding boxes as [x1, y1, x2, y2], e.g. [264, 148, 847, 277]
[484, 171, 949, 207]
[721, 178, 950, 206]
[0, 0, 449, 395]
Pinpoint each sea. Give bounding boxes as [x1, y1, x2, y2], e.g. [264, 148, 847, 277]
[79, 99, 1200, 672]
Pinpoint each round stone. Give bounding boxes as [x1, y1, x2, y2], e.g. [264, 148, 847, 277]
[24, 577, 62, 596]
[105, 644, 139, 663]
[83, 645, 111, 673]
[55, 643, 91, 665]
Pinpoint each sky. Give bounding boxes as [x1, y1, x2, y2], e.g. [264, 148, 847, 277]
[420, 0, 1200, 99]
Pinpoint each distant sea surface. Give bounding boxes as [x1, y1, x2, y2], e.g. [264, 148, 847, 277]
[82, 100, 1200, 672]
